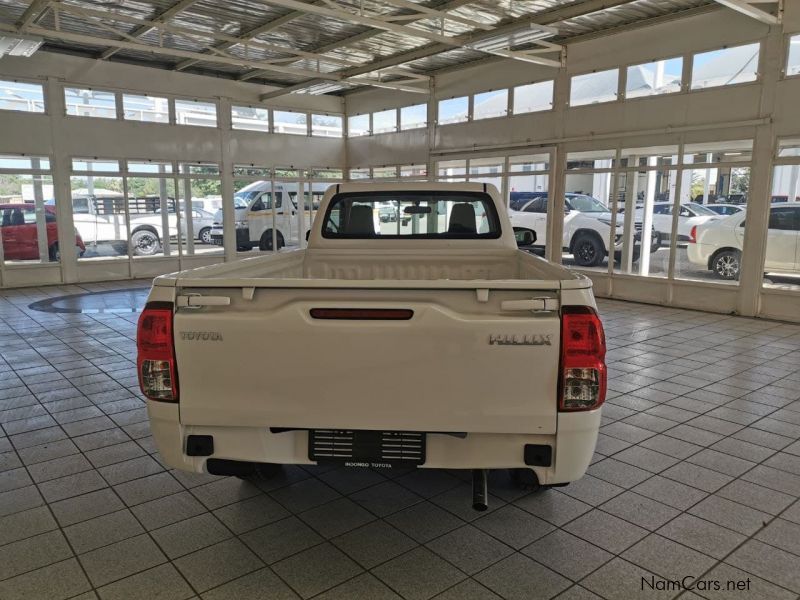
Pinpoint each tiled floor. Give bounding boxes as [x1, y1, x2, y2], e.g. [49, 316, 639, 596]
[1, 282, 800, 600]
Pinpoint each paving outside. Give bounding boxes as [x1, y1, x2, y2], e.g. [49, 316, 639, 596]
[0, 281, 799, 600]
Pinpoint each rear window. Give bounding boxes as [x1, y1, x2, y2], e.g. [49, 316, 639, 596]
[322, 191, 501, 239]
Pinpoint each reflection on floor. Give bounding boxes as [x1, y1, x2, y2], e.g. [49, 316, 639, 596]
[0, 283, 799, 599]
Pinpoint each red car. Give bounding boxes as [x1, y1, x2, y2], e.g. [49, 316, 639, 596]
[1, 203, 85, 261]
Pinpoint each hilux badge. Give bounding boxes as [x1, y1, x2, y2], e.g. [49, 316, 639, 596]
[489, 334, 552, 346]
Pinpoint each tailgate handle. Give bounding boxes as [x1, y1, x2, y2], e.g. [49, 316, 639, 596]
[500, 298, 559, 312]
[177, 295, 231, 307]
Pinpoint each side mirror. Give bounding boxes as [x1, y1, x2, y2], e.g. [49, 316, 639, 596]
[514, 227, 536, 247]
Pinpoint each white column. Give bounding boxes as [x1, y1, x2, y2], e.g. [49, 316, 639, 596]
[638, 157, 657, 277]
[218, 97, 236, 262]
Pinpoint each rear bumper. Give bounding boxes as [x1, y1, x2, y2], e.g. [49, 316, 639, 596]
[147, 401, 600, 485]
[687, 242, 713, 268]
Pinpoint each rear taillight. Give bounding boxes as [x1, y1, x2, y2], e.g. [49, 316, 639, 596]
[137, 302, 178, 402]
[689, 225, 697, 243]
[559, 306, 606, 411]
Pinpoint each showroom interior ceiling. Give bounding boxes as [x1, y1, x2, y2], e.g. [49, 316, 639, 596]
[0, 0, 733, 96]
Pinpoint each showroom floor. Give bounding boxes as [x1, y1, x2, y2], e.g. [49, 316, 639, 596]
[0, 282, 799, 600]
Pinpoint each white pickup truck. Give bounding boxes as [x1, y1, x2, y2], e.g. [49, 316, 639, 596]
[138, 182, 606, 509]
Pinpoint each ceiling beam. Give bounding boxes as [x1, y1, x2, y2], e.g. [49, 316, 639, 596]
[250, 0, 634, 96]
[99, 0, 199, 60]
[173, 0, 324, 72]
[712, 0, 780, 24]
[15, 0, 50, 30]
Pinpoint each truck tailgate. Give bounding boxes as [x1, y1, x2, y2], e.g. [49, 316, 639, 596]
[175, 287, 561, 435]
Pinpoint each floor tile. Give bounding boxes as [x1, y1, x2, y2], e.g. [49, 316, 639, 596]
[522, 529, 612, 581]
[373, 547, 466, 600]
[272, 542, 362, 599]
[332, 519, 417, 569]
[474, 553, 570, 600]
[78, 533, 166, 587]
[173, 538, 263, 593]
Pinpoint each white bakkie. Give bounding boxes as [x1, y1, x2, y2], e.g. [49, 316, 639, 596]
[138, 182, 607, 509]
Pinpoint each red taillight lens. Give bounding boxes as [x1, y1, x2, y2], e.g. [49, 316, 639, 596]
[137, 303, 178, 402]
[689, 225, 697, 243]
[559, 306, 606, 411]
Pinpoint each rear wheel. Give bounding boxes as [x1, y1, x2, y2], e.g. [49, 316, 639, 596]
[650, 231, 662, 253]
[711, 249, 741, 280]
[259, 230, 285, 251]
[509, 468, 545, 492]
[130, 229, 161, 256]
[572, 234, 604, 267]
[198, 227, 212, 245]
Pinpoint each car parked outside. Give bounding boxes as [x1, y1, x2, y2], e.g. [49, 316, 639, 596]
[688, 203, 800, 279]
[508, 192, 645, 267]
[0, 204, 85, 261]
[635, 201, 720, 244]
[705, 204, 745, 216]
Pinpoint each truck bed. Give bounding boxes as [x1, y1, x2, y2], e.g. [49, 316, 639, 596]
[156, 248, 589, 290]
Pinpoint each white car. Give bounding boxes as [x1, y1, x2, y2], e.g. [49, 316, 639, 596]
[636, 201, 720, 245]
[705, 204, 745, 216]
[138, 182, 606, 508]
[509, 193, 642, 267]
[688, 203, 800, 279]
[186, 208, 216, 244]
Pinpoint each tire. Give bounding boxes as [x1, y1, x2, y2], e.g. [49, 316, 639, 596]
[711, 249, 741, 280]
[650, 231, 662, 253]
[198, 227, 212, 245]
[130, 229, 161, 256]
[509, 468, 545, 492]
[571, 234, 605, 267]
[48, 242, 59, 262]
[258, 230, 285, 251]
[236, 462, 282, 482]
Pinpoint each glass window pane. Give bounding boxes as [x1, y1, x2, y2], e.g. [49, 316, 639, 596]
[777, 138, 800, 158]
[789, 34, 800, 77]
[677, 167, 751, 284]
[437, 97, 468, 125]
[567, 150, 615, 171]
[469, 157, 503, 175]
[311, 114, 343, 137]
[683, 140, 753, 166]
[234, 165, 271, 178]
[400, 164, 427, 178]
[400, 104, 427, 130]
[179, 163, 220, 175]
[175, 99, 217, 127]
[691, 43, 760, 90]
[570, 69, 619, 106]
[0, 174, 57, 263]
[0, 80, 44, 113]
[72, 176, 128, 259]
[473, 89, 508, 120]
[509, 153, 549, 173]
[127, 161, 172, 174]
[123, 94, 168, 123]
[372, 109, 397, 134]
[436, 159, 466, 177]
[349, 168, 370, 180]
[71, 159, 121, 173]
[0, 155, 50, 170]
[65, 88, 117, 118]
[613, 168, 679, 279]
[232, 105, 269, 132]
[372, 166, 397, 178]
[126, 177, 179, 258]
[181, 178, 222, 256]
[512, 80, 553, 114]
[348, 114, 370, 137]
[273, 110, 307, 135]
[626, 57, 683, 99]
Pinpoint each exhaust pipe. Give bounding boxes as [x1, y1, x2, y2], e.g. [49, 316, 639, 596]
[472, 469, 488, 512]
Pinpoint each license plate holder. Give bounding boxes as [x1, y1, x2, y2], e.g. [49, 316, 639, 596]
[308, 429, 426, 468]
